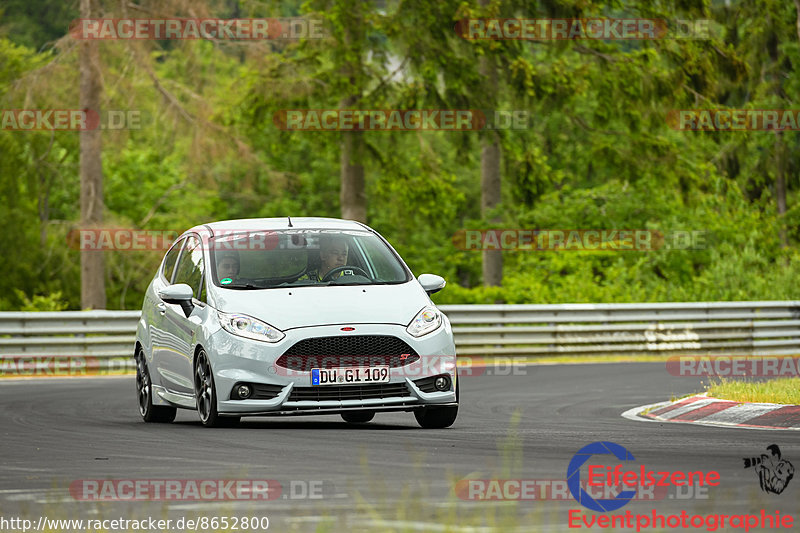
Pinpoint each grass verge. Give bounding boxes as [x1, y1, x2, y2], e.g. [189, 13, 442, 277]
[705, 377, 800, 405]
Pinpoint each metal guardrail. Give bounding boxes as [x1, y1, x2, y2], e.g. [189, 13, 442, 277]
[440, 301, 800, 356]
[0, 302, 798, 364]
[0, 311, 139, 357]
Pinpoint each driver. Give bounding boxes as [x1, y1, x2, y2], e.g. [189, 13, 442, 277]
[301, 234, 349, 282]
[216, 251, 241, 284]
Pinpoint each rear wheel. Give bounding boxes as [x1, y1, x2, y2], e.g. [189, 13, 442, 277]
[341, 411, 375, 424]
[194, 349, 240, 428]
[135, 348, 176, 423]
[415, 381, 458, 429]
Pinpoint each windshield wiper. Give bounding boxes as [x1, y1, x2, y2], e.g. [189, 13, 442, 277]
[221, 283, 263, 290]
[260, 278, 335, 286]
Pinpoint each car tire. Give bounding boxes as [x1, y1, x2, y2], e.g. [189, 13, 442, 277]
[135, 348, 176, 423]
[341, 411, 375, 424]
[194, 349, 240, 428]
[414, 381, 458, 429]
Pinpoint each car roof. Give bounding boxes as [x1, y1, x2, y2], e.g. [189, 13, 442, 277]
[184, 217, 369, 237]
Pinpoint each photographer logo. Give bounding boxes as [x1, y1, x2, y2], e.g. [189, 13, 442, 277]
[743, 445, 795, 495]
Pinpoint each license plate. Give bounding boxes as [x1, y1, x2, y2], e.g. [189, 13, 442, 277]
[311, 366, 389, 386]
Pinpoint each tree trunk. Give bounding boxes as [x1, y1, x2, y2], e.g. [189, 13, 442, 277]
[338, 5, 367, 224]
[340, 127, 366, 222]
[775, 131, 788, 248]
[480, 50, 502, 287]
[786, 0, 800, 250]
[776, 170, 787, 248]
[481, 133, 502, 286]
[795, 0, 800, 43]
[79, 0, 106, 309]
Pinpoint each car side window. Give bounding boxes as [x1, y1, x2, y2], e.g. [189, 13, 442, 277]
[162, 238, 185, 283]
[172, 235, 204, 299]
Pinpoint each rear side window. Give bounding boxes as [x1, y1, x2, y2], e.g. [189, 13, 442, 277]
[173, 236, 204, 299]
[162, 238, 185, 283]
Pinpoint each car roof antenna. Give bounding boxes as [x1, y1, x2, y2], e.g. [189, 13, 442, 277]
[287, 216, 293, 227]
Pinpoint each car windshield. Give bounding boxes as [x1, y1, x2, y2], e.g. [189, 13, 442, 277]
[209, 229, 410, 289]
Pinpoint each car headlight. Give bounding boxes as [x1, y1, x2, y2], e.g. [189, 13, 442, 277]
[406, 306, 443, 337]
[217, 312, 285, 343]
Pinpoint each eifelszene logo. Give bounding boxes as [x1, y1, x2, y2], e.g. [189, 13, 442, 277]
[566, 441, 720, 512]
[568, 441, 637, 512]
[743, 445, 795, 495]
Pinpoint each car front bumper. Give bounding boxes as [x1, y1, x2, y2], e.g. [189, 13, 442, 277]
[205, 321, 457, 416]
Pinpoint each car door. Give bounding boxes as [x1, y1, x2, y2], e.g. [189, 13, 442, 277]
[157, 234, 206, 394]
[147, 237, 184, 383]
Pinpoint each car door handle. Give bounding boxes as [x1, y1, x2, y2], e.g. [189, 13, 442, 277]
[156, 303, 167, 315]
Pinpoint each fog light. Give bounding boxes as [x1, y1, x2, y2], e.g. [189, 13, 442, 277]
[237, 384, 252, 399]
[434, 376, 450, 391]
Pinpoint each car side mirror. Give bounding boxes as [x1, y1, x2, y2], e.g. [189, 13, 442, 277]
[159, 284, 195, 317]
[418, 274, 446, 295]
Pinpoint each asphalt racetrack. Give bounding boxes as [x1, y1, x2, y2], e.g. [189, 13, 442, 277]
[1, 363, 798, 532]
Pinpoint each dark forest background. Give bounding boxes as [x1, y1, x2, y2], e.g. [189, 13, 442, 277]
[0, 0, 797, 310]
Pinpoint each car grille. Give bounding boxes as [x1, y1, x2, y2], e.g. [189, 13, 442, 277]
[276, 335, 420, 371]
[288, 383, 412, 402]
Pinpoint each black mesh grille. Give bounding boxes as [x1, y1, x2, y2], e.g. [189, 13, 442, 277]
[288, 383, 412, 402]
[277, 335, 419, 371]
[250, 383, 284, 400]
[413, 376, 438, 393]
[231, 383, 284, 400]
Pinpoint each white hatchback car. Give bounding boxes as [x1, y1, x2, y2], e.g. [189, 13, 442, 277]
[134, 218, 458, 428]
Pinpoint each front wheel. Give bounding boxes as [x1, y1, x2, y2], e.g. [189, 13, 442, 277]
[415, 381, 458, 429]
[135, 349, 176, 423]
[194, 349, 239, 428]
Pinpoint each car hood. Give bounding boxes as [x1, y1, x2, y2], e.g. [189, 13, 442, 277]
[210, 281, 431, 330]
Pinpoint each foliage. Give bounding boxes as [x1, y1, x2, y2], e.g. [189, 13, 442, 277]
[12, 289, 69, 311]
[0, 1, 798, 309]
